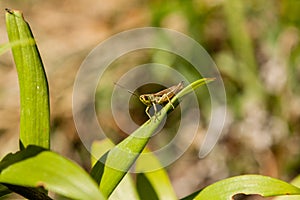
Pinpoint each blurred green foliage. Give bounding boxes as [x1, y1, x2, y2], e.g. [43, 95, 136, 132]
[145, 0, 300, 179]
[91, 0, 300, 191]
[93, 0, 300, 176]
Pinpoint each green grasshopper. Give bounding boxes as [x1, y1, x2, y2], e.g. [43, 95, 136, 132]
[115, 81, 184, 119]
[139, 81, 184, 119]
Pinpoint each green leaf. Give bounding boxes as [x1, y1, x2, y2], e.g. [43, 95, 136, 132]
[135, 148, 177, 200]
[274, 175, 300, 200]
[0, 184, 11, 197]
[0, 146, 104, 200]
[290, 175, 300, 187]
[136, 174, 159, 200]
[0, 145, 45, 172]
[175, 78, 215, 99]
[5, 8, 50, 149]
[0, 146, 52, 199]
[109, 177, 140, 200]
[195, 175, 300, 200]
[92, 78, 214, 198]
[91, 139, 140, 200]
[91, 139, 115, 167]
[2, 184, 52, 200]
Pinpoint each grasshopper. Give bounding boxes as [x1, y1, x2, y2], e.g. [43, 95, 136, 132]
[139, 81, 184, 119]
[115, 81, 184, 119]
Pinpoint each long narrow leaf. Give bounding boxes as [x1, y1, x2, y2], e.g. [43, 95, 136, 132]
[92, 78, 214, 198]
[135, 148, 177, 200]
[5, 8, 50, 149]
[136, 174, 159, 200]
[91, 139, 140, 200]
[195, 175, 300, 199]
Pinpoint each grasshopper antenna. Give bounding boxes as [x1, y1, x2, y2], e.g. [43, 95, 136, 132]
[114, 82, 139, 98]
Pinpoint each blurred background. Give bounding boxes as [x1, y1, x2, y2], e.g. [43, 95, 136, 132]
[0, 0, 300, 199]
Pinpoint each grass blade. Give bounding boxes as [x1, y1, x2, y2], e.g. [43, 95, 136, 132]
[5, 9, 50, 149]
[135, 148, 177, 200]
[91, 139, 140, 200]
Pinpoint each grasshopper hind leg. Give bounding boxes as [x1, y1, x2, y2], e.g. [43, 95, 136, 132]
[161, 93, 175, 109]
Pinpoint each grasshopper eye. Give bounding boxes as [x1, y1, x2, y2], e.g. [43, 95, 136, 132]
[140, 95, 147, 101]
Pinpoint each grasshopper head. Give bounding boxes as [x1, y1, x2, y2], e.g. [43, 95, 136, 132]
[139, 95, 152, 106]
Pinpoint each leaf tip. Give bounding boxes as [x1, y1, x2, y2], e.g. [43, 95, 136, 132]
[204, 77, 216, 83]
[5, 8, 24, 18]
[5, 8, 13, 14]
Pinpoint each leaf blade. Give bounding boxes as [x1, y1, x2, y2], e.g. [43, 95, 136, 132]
[195, 175, 300, 200]
[91, 139, 140, 200]
[136, 148, 177, 200]
[274, 175, 300, 200]
[0, 146, 104, 200]
[5, 9, 50, 149]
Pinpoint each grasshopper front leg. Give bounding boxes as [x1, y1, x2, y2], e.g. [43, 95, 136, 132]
[145, 106, 152, 119]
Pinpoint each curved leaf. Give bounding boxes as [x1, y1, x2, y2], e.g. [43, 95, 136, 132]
[135, 148, 177, 200]
[5, 8, 50, 149]
[195, 175, 300, 200]
[92, 78, 214, 198]
[0, 146, 104, 200]
[274, 175, 300, 200]
[136, 174, 159, 200]
[91, 139, 140, 200]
